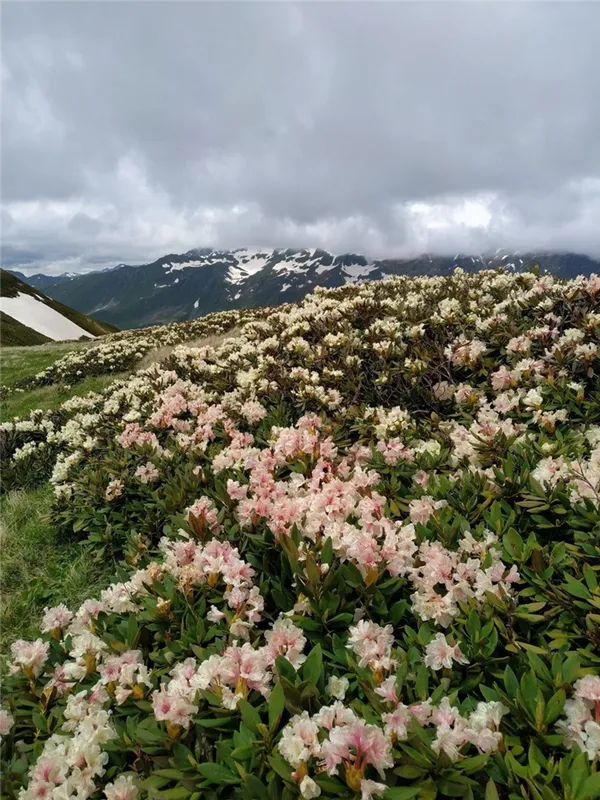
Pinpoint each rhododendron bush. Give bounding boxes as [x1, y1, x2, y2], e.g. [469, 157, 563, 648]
[2, 268, 600, 799]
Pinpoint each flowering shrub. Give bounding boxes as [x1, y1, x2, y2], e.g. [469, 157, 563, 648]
[2, 268, 600, 799]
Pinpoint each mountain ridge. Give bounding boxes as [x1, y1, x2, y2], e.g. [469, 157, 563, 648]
[9, 248, 600, 330]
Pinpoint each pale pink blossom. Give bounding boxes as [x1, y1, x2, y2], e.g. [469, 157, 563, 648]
[423, 633, 469, 671]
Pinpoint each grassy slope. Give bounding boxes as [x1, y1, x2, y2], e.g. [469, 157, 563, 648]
[0, 341, 132, 421]
[1, 341, 90, 385]
[0, 373, 129, 422]
[1, 344, 127, 647]
[0, 486, 113, 656]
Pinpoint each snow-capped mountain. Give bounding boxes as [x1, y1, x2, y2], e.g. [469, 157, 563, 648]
[16, 248, 600, 330]
[0, 269, 119, 345]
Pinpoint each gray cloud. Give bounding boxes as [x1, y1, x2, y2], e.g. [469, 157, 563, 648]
[2, 1, 600, 274]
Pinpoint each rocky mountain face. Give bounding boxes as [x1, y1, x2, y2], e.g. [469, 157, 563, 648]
[9, 248, 600, 330]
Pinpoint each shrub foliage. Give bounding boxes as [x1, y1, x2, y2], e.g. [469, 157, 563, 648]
[1, 269, 600, 800]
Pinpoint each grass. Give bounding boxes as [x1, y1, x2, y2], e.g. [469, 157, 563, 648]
[0, 372, 130, 421]
[0, 486, 113, 655]
[0, 341, 92, 386]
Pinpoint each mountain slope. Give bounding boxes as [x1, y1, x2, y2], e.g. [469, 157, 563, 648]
[7, 271, 78, 291]
[29, 248, 600, 330]
[0, 270, 119, 346]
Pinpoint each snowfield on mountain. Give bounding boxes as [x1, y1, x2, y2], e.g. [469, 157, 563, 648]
[0, 292, 95, 342]
[1, 268, 600, 800]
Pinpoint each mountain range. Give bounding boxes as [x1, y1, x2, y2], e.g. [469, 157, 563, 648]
[0, 269, 118, 346]
[8, 248, 600, 330]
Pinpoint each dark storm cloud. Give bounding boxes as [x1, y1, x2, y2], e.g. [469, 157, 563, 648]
[2, 1, 600, 274]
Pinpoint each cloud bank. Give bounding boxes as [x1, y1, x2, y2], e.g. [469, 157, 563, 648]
[2, 2, 600, 274]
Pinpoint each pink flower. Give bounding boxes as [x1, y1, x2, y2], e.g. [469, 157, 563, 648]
[10, 639, 49, 678]
[220, 643, 271, 697]
[320, 720, 393, 778]
[152, 686, 198, 729]
[423, 633, 469, 671]
[41, 603, 73, 633]
[105, 478, 124, 500]
[409, 496, 439, 525]
[135, 461, 160, 484]
[360, 780, 387, 800]
[491, 366, 513, 391]
[347, 620, 396, 673]
[382, 705, 411, 740]
[207, 606, 226, 623]
[186, 497, 222, 534]
[431, 723, 465, 762]
[575, 675, 600, 702]
[263, 618, 307, 669]
[278, 712, 321, 767]
[374, 676, 398, 705]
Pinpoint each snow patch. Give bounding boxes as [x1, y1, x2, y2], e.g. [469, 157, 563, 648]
[315, 262, 336, 275]
[163, 260, 207, 273]
[280, 283, 291, 292]
[0, 293, 94, 341]
[342, 263, 376, 282]
[226, 266, 250, 285]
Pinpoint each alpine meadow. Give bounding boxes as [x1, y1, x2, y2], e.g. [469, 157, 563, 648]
[1, 267, 600, 800]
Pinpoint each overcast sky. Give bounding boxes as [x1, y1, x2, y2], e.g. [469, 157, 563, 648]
[3, 2, 600, 275]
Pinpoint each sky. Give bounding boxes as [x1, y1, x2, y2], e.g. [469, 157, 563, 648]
[2, 1, 600, 275]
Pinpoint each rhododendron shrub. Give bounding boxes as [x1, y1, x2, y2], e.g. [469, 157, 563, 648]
[2, 268, 600, 799]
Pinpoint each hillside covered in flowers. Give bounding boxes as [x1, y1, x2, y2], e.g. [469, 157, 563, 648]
[1, 268, 600, 800]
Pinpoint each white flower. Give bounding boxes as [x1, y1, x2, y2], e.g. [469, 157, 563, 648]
[104, 774, 139, 800]
[0, 708, 14, 738]
[300, 776, 321, 799]
[327, 676, 349, 700]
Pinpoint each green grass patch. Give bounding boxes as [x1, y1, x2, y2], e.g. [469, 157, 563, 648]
[0, 341, 92, 386]
[0, 372, 130, 421]
[0, 486, 114, 653]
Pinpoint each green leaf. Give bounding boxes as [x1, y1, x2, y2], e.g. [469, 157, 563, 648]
[196, 762, 240, 785]
[564, 580, 591, 600]
[244, 775, 269, 800]
[275, 655, 298, 684]
[231, 744, 255, 761]
[415, 663, 429, 700]
[582, 773, 600, 799]
[302, 644, 323, 686]
[544, 689, 566, 726]
[158, 788, 191, 800]
[195, 716, 234, 728]
[485, 780, 500, 800]
[268, 681, 285, 732]
[321, 536, 334, 565]
[504, 664, 519, 699]
[383, 788, 421, 800]
[238, 700, 262, 735]
[562, 655, 581, 684]
[583, 566, 598, 592]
